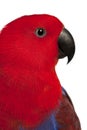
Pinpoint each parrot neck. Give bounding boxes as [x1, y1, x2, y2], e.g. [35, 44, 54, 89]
[1, 65, 61, 89]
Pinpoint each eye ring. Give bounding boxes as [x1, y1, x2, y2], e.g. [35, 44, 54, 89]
[35, 28, 46, 38]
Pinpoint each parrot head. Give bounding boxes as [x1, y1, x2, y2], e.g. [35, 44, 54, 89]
[0, 14, 75, 128]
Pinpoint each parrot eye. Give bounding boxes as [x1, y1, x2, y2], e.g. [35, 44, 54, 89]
[35, 28, 46, 38]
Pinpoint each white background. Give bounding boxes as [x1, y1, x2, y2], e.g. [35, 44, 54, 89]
[0, 0, 86, 129]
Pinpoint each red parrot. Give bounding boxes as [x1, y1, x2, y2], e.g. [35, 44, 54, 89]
[0, 14, 81, 130]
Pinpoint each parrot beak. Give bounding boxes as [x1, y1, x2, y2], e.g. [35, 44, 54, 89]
[58, 28, 75, 63]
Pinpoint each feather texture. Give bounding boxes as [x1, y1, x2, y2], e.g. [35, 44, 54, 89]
[56, 88, 81, 130]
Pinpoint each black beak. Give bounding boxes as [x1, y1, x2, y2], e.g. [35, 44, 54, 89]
[58, 28, 75, 63]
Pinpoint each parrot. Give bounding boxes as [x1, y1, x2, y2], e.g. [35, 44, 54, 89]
[0, 14, 81, 130]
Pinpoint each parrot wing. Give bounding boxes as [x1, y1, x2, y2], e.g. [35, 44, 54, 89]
[56, 87, 81, 130]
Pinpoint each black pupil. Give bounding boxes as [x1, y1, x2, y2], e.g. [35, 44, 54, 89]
[38, 29, 44, 36]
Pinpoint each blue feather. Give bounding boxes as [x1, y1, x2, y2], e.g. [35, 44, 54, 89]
[19, 114, 59, 130]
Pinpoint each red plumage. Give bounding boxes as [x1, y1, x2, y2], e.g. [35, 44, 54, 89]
[0, 14, 81, 130]
[0, 14, 63, 128]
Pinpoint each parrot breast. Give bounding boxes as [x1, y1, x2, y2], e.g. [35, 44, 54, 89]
[0, 66, 62, 127]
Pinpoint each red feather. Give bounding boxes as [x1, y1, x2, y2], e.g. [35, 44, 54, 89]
[0, 14, 63, 128]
